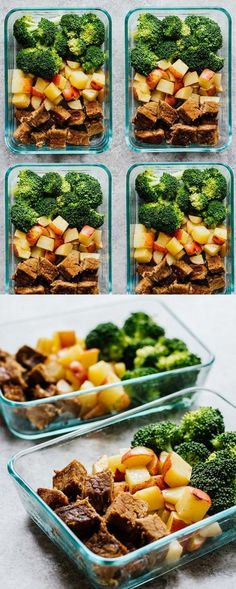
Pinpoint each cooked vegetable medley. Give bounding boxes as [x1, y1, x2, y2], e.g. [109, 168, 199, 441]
[0, 312, 201, 430]
[133, 167, 227, 294]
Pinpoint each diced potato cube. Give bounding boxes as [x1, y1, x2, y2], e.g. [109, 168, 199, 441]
[31, 96, 42, 110]
[191, 225, 210, 245]
[188, 215, 202, 224]
[162, 486, 186, 505]
[166, 253, 175, 266]
[213, 226, 227, 244]
[50, 216, 69, 236]
[166, 237, 183, 257]
[78, 349, 99, 369]
[153, 251, 164, 265]
[12, 69, 32, 94]
[63, 228, 80, 243]
[37, 216, 51, 227]
[151, 90, 165, 102]
[79, 226, 96, 246]
[157, 59, 171, 71]
[67, 60, 80, 70]
[169, 59, 189, 79]
[156, 232, 170, 247]
[88, 360, 111, 386]
[92, 454, 109, 474]
[198, 69, 215, 89]
[125, 467, 151, 492]
[99, 384, 129, 412]
[44, 82, 61, 102]
[133, 81, 151, 103]
[108, 453, 126, 474]
[12, 93, 31, 109]
[36, 235, 55, 251]
[134, 248, 152, 263]
[44, 98, 54, 111]
[68, 99, 83, 109]
[163, 452, 192, 488]
[134, 486, 164, 511]
[54, 243, 73, 256]
[114, 362, 126, 378]
[203, 243, 220, 256]
[133, 224, 154, 248]
[183, 71, 199, 87]
[91, 72, 105, 91]
[35, 78, 50, 92]
[175, 87, 193, 100]
[57, 343, 84, 366]
[176, 486, 211, 523]
[156, 79, 174, 95]
[31, 246, 44, 259]
[70, 71, 88, 90]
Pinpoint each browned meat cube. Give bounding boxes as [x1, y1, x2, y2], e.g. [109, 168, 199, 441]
[52, 105, 71, 124]
[191, 284, 211, 294]
[15, 109, 32, 123]
[197, 124, 219, 145]
[2, 383, 26, 402]
[206, 255, 225, 274]
[200, 101, 219, 118]
[13, 258, 39, 286]
[173, 260, 193, 278]
[14, 285, 45, 294]
[66, 129, 89, 145]
[152, 285, 171, 294]
[133, 104, 158, 129]
[86, 121, 104, 137]
[84, 470, 114, 514]
[47, 128, 67, 148]
[53, 459, 87, 500]
[208, 275, 226, 292]
[38, 488, 69, 510]
[27, 363, 55, 387]
[177, 99, 201, 124]
[135, 514, 168, 546]
[26, 403, 60, 430]
[31, 131, 47, 147]
[147, 259, 172, 283]
[114, 482, 129, 498]
[69, 110, 86, 127]
[170, 124, 197, 146]
[77, 281, 99, 294]
[85, 100, 102, 119]
[50, 280, 78, 294]
[55, 396, 81, 417]
[157, 101, 178, 126]
[136, 263, 154, 277]
[135, 129, 165, 144]
[16, 345, 46, 369]
[135, 277, 153, 294]
[190, 264, 208, 282]
[28, 104, 50, 128]
[169, 282, 191, 294]
[81, 258, 100, 274]
[31, 384, 57, 400]
[55, 498, 101, 539]
[85, 524, 128, 557]
[0, 355, 26, 387]
[38, 258, 58, 285]
[13, 122, 31, 144]
[105, 492, 148, 536]
[58, 254, 83, 281]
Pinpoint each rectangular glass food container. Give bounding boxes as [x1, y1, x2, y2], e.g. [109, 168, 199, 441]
[8, 387, 236, 589]
[126, 162, 234, 294]
[0, 298, 214, 439]
[125, 7, 232, 153]
[5, 8, 112, 154]
[5, 163, 112, 295]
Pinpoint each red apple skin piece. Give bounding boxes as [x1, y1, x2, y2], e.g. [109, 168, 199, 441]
[45, 251, 56, 263]
[186, 535, 206, 552]
[201, 69, 215, 81]
[185, 241, 202, 255]
[148, 454, 160, 475]
[153, 242, 168, 253]
[153, 475, 166, 490]
[146, 69, 163, 89]
[132, 478, 156, 494]
[175, 229, 183, 240]
[63, 86, 80, 100]
[86, 242, 97, 253]
[91, 80, 103, 91]
[207, 85, 217, 96]
[114, 468, 125, 482]
[167, 512, 188, 533]
[174, 80, 184, 93]
[54, 236, 64, 250]
[31, 87, 45, 99]
[121, 446, 154, 468]
[165, 95, 177, 107]
[213, 235, 225, 245]
[26, 225, 43, 246]
[189, 487, 212, 504]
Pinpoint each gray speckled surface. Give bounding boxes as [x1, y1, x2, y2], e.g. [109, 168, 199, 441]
[0, 0, 235, 294]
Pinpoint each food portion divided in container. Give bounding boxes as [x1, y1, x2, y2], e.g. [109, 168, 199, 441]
[126, 163, 234, 295]
[125, 8, 232, 152]
[0, 298, 214, 439]
[5, 8, 112, 153]
[5, 164, 112, 295]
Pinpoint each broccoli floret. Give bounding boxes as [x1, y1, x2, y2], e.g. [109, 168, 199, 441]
[175, 441, 210, 467]
[42, 172, 62, 197]
[157, 351, 201, 373]
[182, 169, 203, 193]
[56, 193, 91, 229]
[123, 338, 156, 370]
[157, 172, 179, 200]
[202, 168, 227, 201]
[189, 192, 208, 212]
[61, 177, 71, 193]
[87, 209, 104, 229]
[206, 53, 224, 72]
[176, 185, 191, 213]
[36, 18, 57, 47]
[69, 173, 103, 209]
[135, 13, 163, 49]
[79, 13, 105, 46]
[81, 45, 105, 73]
[159, 337, 188, 354]
[123, 312, 165, 340]
[139, 201, 184, 233]
[154, 40, 178, 61]
[67, 37, 86, 58]
[207, 448, 236, 462]
[16, 47, 61, 78]
[161, 16, 182, 40]
[10, 199, 38, 232]
[54, 31, 68, 58]
[131, 421, 181, 454]
[121, 367, 159, 406]
[85, 322, 126, 362]
[60, 13, 81, 36]
[190, 457, 236, 514]
[13, 15, 38, 47]
[14, 170, 43, 205]
[212, 432, 236, 451]
[209, 487, 236, 515]
[135, 170, 160, 203]
[180, 406, 225, 448]
[180, 45, 210, 74]
[202, 201, 226, 228]
[130, 43, 158, 76]
[134, 346, 159, 369]
[184, 15, 223, 52]
[33, 196, 57, 218]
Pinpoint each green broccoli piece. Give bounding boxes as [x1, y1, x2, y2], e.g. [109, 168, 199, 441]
[67, 173, 103, 209]
[157, 351, 201, 373]
[184, 15, 223, 52]
[61, 177, 71, 193]
[212, 432, 236, 451]
[14, 170, 43, 205]
[134, 346, 160, 369]
[54, 31, 68, 58]
[33, 197, 57, 218]
[189, 192, 208, 212]
[79, 13, 105, 46]
[202, 168, 227, 201]
[179, 406, 225, 448]
[130, 43, 158, 76]
[174, 441, 210, 467]
[67, 37, 86, 58]
[161, 16, 182, 40]
[157, 172, 179, 200]
[42, 172, 62, 197]
[206, 53, 224, 72]
[190, 456, 236, 514]
[207, 448, 236, 462]
[121, 367, 159, 406]
[154, 40, 178, 61]
[202, 201, 226, 228]
[36, 18, 57, 47]
[81, 46, 105, 74]
[123, 312, 165, 340]
[208, 487, 236, 515]
[135, 170, 160, 203]
[60, 13, 81, 36]
[16, 47, 61, 79]
[180, 45, 210, 74]
[56, 193, 91, 229]
[85, 322, 126, 362]
[176, 185, 191, 213]
[158, 337, 188, 354]
[182, 169, 203, 193]
[135, 13, 163, 49]
[13, 15, 38, 47]
[131, 421, 181, 454]
[87, 209, 104, 229]
[139, 201, 184, 233]
[10, 199, 38, 232]
[123, 338, 156, 370]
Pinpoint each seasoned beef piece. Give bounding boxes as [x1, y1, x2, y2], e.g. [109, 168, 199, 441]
[85, 524, 128, 557]
[31, 131, 47, 148]
[86, 120, 104, 137]
[173, 260, 193, 278]
[66, 129, 89, 145]
[133, 104, 158, 129]
[85, 100, 102, 119]
[16, 345, 46, 370]
[38, 258, 59, 285]
[13, 258, 39, 287]
[135, 277, 153, 294]
[206, 255, 225, 274]
[81, 258, 100, 274]
[135, 514, 168, 546]
[177, 99, 201, 124]
[135, 129, 165, 144]
[13, 122, 31, 144]
[38, 488, 69, 510]
[105, 492, 148, 537]
[31, 384, 57, 400]
[58, 254, 83, 281]
[50, 280, 78, 294]
[190, 264, 208, 282]
[52, 105, 71, 124]
[15, 109, 32, 123]
[146, 259, 172, 283]
[69, 110, 86, 127]
[0, 355, 26, 387]
[114, 482, 129, 498]
[14, 285, 45, 294]
[53, 460, 87, 500]
[170, 124, 197, 146]
[136, 263, 154, 277]
[55, 396, 81, 417]
[77, 281, 99, 294]
[28, 104, 50, 128]
[26, 403, 60, 430]
[197, 124, 218, 145]
[55, 498, 101, 539]
[200, 101, 219, 118]
[152, 285, 171, 294]
[208, 275, 226, 292]
[2, 383, 26, 402]
[157, 101, 178, 127]
[191, 284, 211, 294]
[84, 470, 114, 514]
[169, 282, 191, 294]
[27, 363, 55, 387]
[47, 128, 67, 148]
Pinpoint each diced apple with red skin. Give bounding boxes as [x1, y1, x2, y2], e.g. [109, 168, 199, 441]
[162, 452, 192, 488]
[153, 242, 168, 254]
[186, 534, 206, 552]
[31, 87, 45, 99]
[156, 79, 174, 95]
[36, 235, 55, 252]
[173, 80, 184, 94]
[165, 95, 177, 107]
[166, 511, 188, 533]
[63, 228, 80, 243]
[151, 90, 165, 103]
[174, 228, 189, 246]
[162, 486, 186, 506]
[63, 84, 80, 101]
[133, 80, 151, 103]
[108, 454, 126, 475]
[92, 454, 109, 474]
[54, 236, 64, 251]
[52, 74, 67, 90]
[199, 69, 215, 89]
[12, 93, 31, 109]
[78, 225, 96, 246]
[13, 237, 31, 259]
[213, 73, 222, 92]
[169, 59, 189, 80]
[55, 243, 73, 256]
[153, 475, 166, 490]
[183, 71, 199, 87]
[185, 241, 202, 256]
[134, 224, 154, 249]
[175, 86, 193, 100]
[146, 69, 163, 89]
[49, 216, 69, 236]
[165, 501, 176, 512]
[207, 85, 217, 96]
[159, 451, 169, 470]
[88, 360, 112, 386]
[176, 486, 211, 524]
[134, 485, 164, 512]
[165, 540, 183, 564]
[44, 82, 62, 102]
[26, 225, 44, 246]
[98, 378, 130, 413]
[121, 447, 154, 470]
[203, 243, 220, 256]
[12, 69, 32, 94]
[91, 72, 105, 91]
[125, 466, 151, 492]
[147, 454, 160, 475]
[31, 246, 44, 259]
[213, 227, 227, 244]
[70, 71, 88, 90]
[166, 237, 183, 257]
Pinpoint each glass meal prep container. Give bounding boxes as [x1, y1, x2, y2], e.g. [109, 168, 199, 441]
[125, 7, 232, 153]
[126, 163, 234, 295]
[0, 298, 214, 439]
[5, 163, 112, 295]
[4, 8, 112, 154]
[8, 387, 236, 589]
